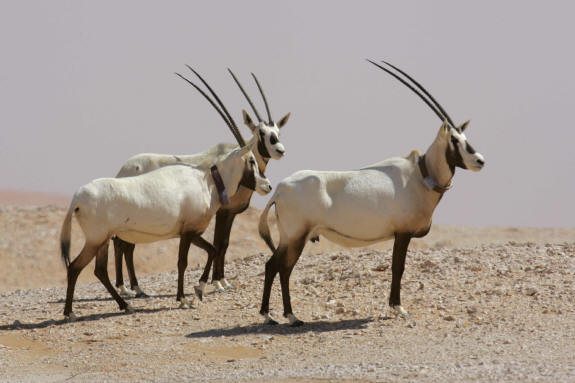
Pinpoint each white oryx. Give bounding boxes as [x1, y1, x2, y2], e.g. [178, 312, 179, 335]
[59, 68, 274, 319]
[60, 141, 271, 319]
[258, 59, 485, 326]
[112, 67, 290, 300]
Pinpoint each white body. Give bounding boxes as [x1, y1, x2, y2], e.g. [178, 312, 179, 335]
[277, 152, 439, 247]
[62, 145, 270, 251]
[75, 165, 216, 246]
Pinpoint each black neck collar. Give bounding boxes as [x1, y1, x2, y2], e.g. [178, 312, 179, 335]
[418, 155, 452, 194]
[210, 165, 229, 205]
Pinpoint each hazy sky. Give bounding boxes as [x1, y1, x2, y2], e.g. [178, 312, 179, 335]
[1, 1, 574, 227]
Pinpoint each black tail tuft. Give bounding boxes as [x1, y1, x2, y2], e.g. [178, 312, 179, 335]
[61, 241, 71, 269]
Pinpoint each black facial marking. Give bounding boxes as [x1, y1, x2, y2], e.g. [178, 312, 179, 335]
[258, 130, 271, 159]
[465, 142, 476, 154]
[446, 136, 466, 171]
[269, 132, 278, 145]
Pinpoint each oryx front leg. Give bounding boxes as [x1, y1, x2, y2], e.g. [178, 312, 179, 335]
[388, 233, 412, 318]
[176, 233, 193, 307]
[211, 210, 237, 289]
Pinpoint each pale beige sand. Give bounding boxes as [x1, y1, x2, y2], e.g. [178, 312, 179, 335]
[0, 203, 573, 382]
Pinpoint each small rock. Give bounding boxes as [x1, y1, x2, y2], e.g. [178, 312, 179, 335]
[466, 306, 478, 315]
[443, 315, 455, 321]
[372, 264, 389, 272]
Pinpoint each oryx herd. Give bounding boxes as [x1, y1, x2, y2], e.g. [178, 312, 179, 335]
[60, 60, 485, 326]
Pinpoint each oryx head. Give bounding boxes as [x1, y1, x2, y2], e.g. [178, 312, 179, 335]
[219, 145, 272, 197]
[367, 59, 485, 173]
[228, 69, 290, 160]
[440, 120, 485, 172]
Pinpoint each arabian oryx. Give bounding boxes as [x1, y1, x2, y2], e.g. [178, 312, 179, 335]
[258, 60, 485, 326]
[59, 76, 273, 320]
[112, 67, 290, 300]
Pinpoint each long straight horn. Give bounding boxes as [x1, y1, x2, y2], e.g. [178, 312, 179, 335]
[380, 60, 456, 129]
[227, 68, 263, 123]
[366, 59, 447, 126]
[251, 73, 273, 125]
[185, 65, 245, 144]
[175, 72, 246, 146]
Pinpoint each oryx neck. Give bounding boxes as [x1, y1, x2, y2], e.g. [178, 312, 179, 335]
[418, 155, 452, 194]
[210, 165, 229, 205]
[420, 137, 455, 194]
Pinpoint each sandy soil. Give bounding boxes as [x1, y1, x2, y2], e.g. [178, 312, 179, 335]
[0, 203, 574, 382]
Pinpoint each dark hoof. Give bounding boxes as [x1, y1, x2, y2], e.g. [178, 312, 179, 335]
[193, 286, 203, 301]
[290, 320, 304, 327]
[135, 292, 149, 298]
[124, 304, 134, 314]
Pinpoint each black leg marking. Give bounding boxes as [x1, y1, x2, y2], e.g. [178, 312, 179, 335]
[280, 237, 306, 326]
[64, 244, 99, 317]
[260, 236, 306, 326]
[211, 210, 237, 282]
[94, 242, 129, 312]
[113, 237, 124, 288]
[260, 248, 282, 317]
[123, 243, 144, 296]
[176, 234, 193, 302]
[191, 235, 217, 301]
[389, 233, 412, 307]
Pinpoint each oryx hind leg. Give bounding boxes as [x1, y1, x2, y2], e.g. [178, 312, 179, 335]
[279, 236, 307, 327]
[194, 234, 217, 302]
[63, 243, 100, 318]
[123, 243, 147, 297]
[260, 246, 284, 325]
[260, 235, 307, 327]
[94, 242, 131, 313]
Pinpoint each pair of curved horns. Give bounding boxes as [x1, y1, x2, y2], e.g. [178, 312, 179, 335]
[227, 69, 273, 125]
[175, 67, 246, 147]
[367, 59, 458, 131]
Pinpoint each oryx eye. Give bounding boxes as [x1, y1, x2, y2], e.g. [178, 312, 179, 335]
[269, 133, 278, 145]
[451, 137, 459, 147]
[249, 158, 256, 165]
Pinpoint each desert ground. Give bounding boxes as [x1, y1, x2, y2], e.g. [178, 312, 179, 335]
[0, 193, 574, 382]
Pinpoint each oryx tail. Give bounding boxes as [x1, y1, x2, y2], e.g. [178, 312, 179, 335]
[60, 202, 76, 269]
[258, 195, 277, 253]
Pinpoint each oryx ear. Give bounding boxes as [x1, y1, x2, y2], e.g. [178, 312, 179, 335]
[277, 112, 291, 129]
[242, 109, 257, 132]
[459, 120, 470, 132]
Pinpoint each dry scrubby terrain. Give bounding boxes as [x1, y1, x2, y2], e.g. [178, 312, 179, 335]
[0, 204, 574, 382]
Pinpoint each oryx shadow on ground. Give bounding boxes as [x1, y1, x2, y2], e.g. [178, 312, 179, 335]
[186, 317, 374, 338]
